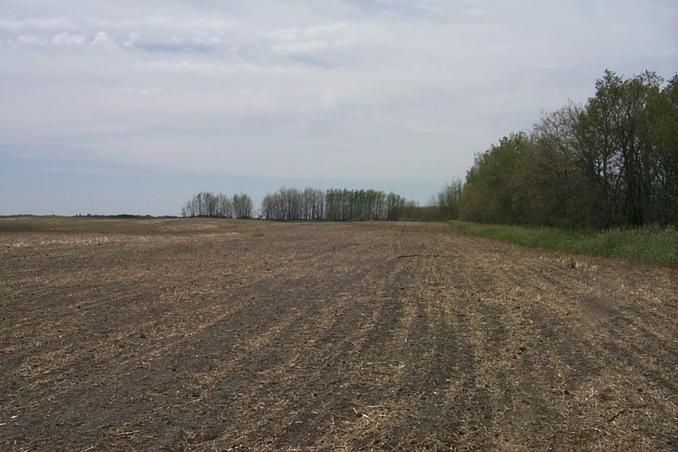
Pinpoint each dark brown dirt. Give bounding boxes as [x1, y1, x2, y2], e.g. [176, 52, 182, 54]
[0, 218, 676, 450]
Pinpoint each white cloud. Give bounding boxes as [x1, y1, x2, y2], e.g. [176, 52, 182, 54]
[273, 39, 329, 55]
[0, 17, 69, 32]
[91, 31, 114, 48]
[134, 59, 292, 75]
[15, 34, 47, 46]
[1, 0, 676, 190]
[122, 32, 138, 49]
[51, 32, 87, 46]
[268, 22, 366, 56]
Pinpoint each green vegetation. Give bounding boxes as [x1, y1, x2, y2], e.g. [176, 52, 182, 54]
[459, 70, 677, 228]
[261, 187, 417, 221]
[398, 180, 465, 222]
[260, 183, 465, 222]
[448, 221, 678, 267]
[181, 192, 253, 218]
[435, 69, 678, 266]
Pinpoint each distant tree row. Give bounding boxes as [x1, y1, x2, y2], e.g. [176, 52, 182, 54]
[434, 180, 464, 220]
[181, 192, 253, 218]
[261, 187, 325, 221]
[262, 187, 414, 221]
[459, 70, 678, 228]
[325, 189, 408, 221]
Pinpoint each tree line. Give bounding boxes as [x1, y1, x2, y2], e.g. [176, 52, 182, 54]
[458, 70, 677, 228]
[261, 187, 325, 221]
[181, 192, 253, 218]
[181, 188, 417, 221]
[262, 187, 415, 221]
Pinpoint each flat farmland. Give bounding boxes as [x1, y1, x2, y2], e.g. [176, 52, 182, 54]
[0, 218, 676, 450]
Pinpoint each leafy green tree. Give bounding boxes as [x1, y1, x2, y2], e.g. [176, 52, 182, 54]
[435, 179, 463, 220]
[459, 69, 677, 228]
[232, 193, 253, 219]
[461, 133, 530, 224]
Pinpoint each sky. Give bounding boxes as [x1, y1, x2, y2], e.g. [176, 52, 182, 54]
[1, 0, 676, 215]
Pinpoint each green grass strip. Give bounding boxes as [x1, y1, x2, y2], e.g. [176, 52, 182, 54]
[447, 220, 678, 268]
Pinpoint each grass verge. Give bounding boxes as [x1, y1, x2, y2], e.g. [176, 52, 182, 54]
[447, 220, 678, 267]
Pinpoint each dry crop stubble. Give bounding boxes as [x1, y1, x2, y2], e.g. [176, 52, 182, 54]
[0, 218, 676, 450]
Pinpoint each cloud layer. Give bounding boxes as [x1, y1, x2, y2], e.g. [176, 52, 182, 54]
[1, 0, 676, 213]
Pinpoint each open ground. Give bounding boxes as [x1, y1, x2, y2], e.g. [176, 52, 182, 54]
[0, 218, 676, 450]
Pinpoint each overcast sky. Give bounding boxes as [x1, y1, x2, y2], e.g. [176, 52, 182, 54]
[1, 0, 676, 215]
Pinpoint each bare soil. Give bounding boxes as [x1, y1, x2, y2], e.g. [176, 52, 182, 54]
[0, 218, 676, 450]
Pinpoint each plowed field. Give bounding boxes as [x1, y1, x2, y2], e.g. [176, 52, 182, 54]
[1, 218, 676, 450]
